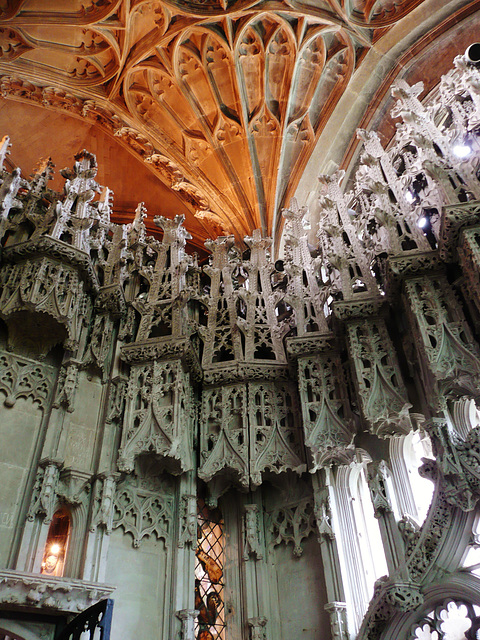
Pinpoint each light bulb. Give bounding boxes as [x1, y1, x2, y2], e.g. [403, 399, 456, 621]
[418, 216, 428, 229]
[453, 143, 472, 159]
[50, 543, 61, 555]
[405, 191, 415, 203]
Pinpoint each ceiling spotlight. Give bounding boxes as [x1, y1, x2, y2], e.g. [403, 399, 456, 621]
[452, 143, 472, 159]
[418, 216, 428, 229]
[405, 191, 415, 203]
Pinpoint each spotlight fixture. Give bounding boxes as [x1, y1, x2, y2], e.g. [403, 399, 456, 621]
[465, 43, 480, 66]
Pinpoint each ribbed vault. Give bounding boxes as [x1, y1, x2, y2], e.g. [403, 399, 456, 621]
[0, 0, 475, 250]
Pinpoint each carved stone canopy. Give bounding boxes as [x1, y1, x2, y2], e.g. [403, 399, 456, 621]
[0, 0, 462, 251]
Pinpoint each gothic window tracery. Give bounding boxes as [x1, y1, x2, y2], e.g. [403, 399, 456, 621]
[411, 601, 480, 640]
[195, 499, 225, 640]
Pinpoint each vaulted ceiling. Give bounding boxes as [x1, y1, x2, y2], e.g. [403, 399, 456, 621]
[0, 0, 477, 252]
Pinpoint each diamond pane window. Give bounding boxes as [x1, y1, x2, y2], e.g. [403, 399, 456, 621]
[195, 499, 225, 640]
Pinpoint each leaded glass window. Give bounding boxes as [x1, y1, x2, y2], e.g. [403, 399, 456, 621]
[195, 499, 226, 640]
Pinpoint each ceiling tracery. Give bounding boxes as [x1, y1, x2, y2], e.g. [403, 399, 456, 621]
[0, 0, 451, 248]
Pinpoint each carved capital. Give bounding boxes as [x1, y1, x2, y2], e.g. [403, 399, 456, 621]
[248, 616, 267, 640]
[176, 609, 199, 640]
[324, 602, 349, 640]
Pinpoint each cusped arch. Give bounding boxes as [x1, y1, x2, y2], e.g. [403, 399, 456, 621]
[380, 573, 480, 640]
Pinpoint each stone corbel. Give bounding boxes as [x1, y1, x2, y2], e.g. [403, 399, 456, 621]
[357, 578, 423, 640]
[383, 581, 424, 612]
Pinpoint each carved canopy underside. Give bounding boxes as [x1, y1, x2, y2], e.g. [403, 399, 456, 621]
[0, 0, 439, 248]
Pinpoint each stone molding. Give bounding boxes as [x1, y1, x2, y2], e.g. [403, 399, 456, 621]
[0, 570, 115, 614]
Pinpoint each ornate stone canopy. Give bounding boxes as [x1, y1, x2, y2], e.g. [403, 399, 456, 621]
[0, 0, 477, 252]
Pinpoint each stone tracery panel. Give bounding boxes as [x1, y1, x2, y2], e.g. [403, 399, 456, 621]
[112, 467, 175, 549]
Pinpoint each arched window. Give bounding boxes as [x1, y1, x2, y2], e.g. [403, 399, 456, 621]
[349, 463, 388, 598]
[195, 499, 225, 640]
[451, 398, 480, 439]
[406, 430, 435, 524]
[330, 456, 388, 633]
[390, 430, 434, 526]
[41, 508, 71, 577]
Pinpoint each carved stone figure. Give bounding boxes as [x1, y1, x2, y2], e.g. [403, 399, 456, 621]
[243, 504, 263, 561]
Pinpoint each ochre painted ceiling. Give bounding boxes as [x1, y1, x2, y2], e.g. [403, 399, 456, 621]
[0, 0, 474, 251]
